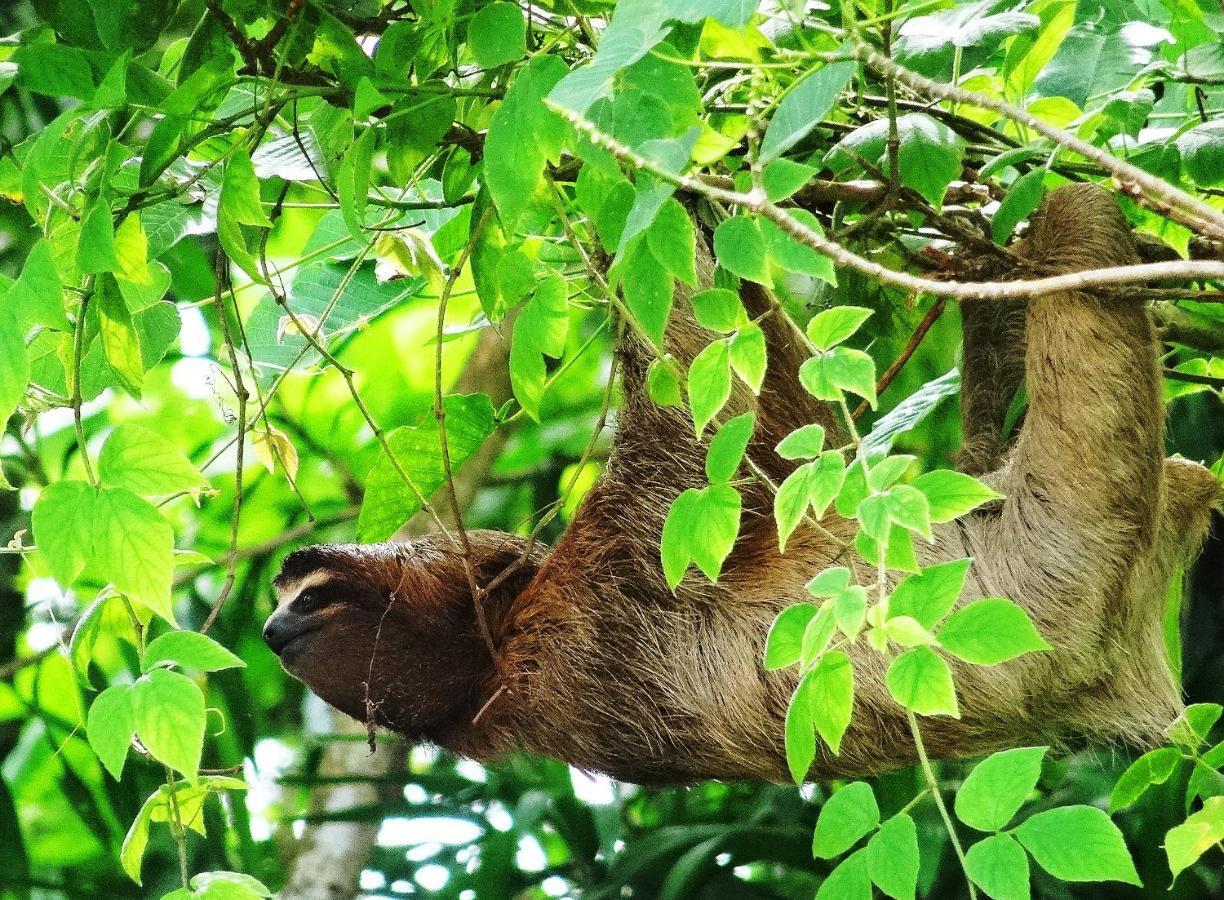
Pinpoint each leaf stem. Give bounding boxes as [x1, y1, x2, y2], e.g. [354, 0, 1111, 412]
[907, 709, 978, 899]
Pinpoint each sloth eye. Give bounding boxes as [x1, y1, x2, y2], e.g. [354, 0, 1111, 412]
[294, 588, 331, 614]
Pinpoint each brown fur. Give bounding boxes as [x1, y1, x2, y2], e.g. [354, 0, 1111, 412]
[265, 185, 1219, 784]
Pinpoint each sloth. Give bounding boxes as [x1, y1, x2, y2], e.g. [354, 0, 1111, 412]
[264, 185, 1219, 784]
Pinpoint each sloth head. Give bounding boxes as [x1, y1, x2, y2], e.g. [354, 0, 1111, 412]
[263, 531, 540, 745]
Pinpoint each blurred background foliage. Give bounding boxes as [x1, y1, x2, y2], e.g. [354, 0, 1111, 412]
[0, 0, 1222, 897]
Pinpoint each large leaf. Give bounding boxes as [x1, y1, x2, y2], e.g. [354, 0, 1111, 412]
[357, 394, 497, 541]
[1013, 806, 1141, 885]
[955, 747, 1047, 832]
[485, 54, 568, 226]
[131, 668, 206, 779]
[760, 60, 856, 163]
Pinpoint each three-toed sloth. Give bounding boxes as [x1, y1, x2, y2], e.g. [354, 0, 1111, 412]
[264, 185, 1219, 784]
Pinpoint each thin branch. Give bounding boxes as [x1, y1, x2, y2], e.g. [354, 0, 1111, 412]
[853, 298, 947, 420]
[201, 256, 250, 635]
[70, 280, 97, 488]
[1164, 368, 1224, 390]
[432, 206, 503, 671]
[854, 42, 1224, 242]
[555, 110, 1224, 300]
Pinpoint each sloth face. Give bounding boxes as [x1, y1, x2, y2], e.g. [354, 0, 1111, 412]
[264, 539, 490, 743]
[264, 532, 538, 746]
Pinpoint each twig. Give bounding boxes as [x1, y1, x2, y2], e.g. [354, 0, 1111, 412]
[0, 646, 55, 681]
[854, 42, 1224, 242]
[853, 298, 947, 419]
[1164, 368, 1224, 390]
[554, 110, 1224, 300]
[70, 281, 97, 488]
[201, 255, 250, 635]
[432, 206, 503, 671]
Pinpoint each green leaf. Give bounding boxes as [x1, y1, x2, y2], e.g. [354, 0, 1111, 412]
[486, 55, 568, 227]
[468, 1, 526, 68]
[94, 487, 176, 623]
[800, 347, 877, 408]
[866, 813, 919, 900]
[889, 559, 971, 629]
[1166, 797, 1224, 879]
[33, 481, 175, 621]
[621, 242, 674, 348]
[191, 871, 273, 898]
[833, 585, 868, 640]
[688, 340, 732, 436]
[1168, 702, 1222, 749]
[0, 309, 29, 432]
[647, 198, 698, 286]
[956, 747, 1047, 832]
[867, 455, 915, 490]
[647, 358, 683, 407]
[69, 595, 114, 688]
[785, 678, 817, 784]
[190, 871, 273, 898]
[807, 650, 854, 755]
[1014, 806, 1141, 885]
[13, 42, 95, 99]
[660, 484, 741, 586]
[886, 485, 932, 541]
[690, 483, 740, 581]
[690, 288, 744, 333]
[817, 850, 872, 900]
[806, 306, 872, 351]
[764, 158, 816, 202]
[729, 323, 767, 393]
[1109, 747, 1181, 812]
[662, 488, 702, 590]
[836, 458, 869, 517]
[800, 605, 837, 667]
[762, 214, 835, 283]
[777, 424, 825, 460]
[897, 114, 963, 207]
[992, 168, 1046, 244]
[142, 631, 245, 673]
[856, 493, 892, 542]
[78, 202, 119, 275]
[965, 833, 1030, 900]
[912, 470, 1002, 522]
[131, 668, 206, 779]
[99, 424, 207, 496]
[886, 647, 959, 717]
[938, 598, 1050, 665]
[760, 60, 856, 163]
[87, 684, 135, 780]
[882, 615, 936, 648]
[510, 275, 570, 421]
[775, 462, 814, 552]
[765, 603, 819, 671]
[706, 412, 755, 483]
[809, 451, 847, 518]
[32, 480, 97, 586]
[713, 216, 770, 285]
[6, 239, 70, 331]
[1177, 122, 1224, 188]
[121, 789, 156, 884]
[813, 781, 879, 858]
[218, 148, 272, 284]
[336, 124, 375, 244]
[96, 273, 145, 397]
[357, 394, 496, 541]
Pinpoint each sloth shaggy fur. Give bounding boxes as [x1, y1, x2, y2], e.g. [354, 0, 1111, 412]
[265, 185, 1219, 784]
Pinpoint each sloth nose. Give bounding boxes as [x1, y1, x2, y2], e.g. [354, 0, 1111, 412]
[263, 611, 300, 655]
